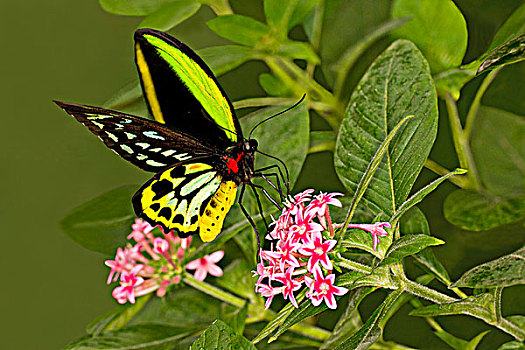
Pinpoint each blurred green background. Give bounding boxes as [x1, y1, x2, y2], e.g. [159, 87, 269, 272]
[2, 0, 524, 349]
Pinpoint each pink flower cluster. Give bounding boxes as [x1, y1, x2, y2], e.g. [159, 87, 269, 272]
[254, 190, 349, 309]
[254, 190, 392, 310]
[105, 219, 224, 304]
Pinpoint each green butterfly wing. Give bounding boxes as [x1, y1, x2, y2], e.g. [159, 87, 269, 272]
[134, 29, 242, 146]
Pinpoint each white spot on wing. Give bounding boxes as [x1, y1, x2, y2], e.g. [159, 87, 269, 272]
[143, 131, 165, 140]
[150, 148, 161, 153]
[105, 132, 118, 142]
[174, 153, 192, 161]
[136, 142, 149, 149]
[146, 160, 166, 167]
[91, 121, 104, 129]
[120, 145, 133, 154]
[162, 150, 176, 156]
[125, 132, 137, 140]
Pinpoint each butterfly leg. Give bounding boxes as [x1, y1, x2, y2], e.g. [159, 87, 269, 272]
[238, 184, 261, 253]
[255, 150, 290, 195]
[248, 183, 269, 231]
[254, 163, 289, 196]
[252, 172, 284, 202]
[248, 181, 282, 211]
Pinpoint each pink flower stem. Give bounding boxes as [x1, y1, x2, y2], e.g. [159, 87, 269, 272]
[325, 206, 334, 237]
[139, 241, 160, 261]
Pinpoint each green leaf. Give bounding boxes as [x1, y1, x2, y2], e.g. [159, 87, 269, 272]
[65, 324, 195, 350]
[390, 0, 468, 73]
[400, 207, 451, 285]
[334, 288, 404, 350]
[444, 190, 525, 231]
[499, 341, 525, 350]
[309, 131, 335, 154]
[259, 73, 291, 96]
[221, 303, 249, 335]
[434, 67, 477, 100]
[60, 185, 137, 255]
[216, 259, 258, 302]
[410, 293, 495, 320]
[137, 1, 201, 31]
[341, 224, 393, 259]
[378, 234, 444, 267]
[434, 330, 489, 350]
[320, 287, 374, 349]
[264, 0, 319, 32]
[478, 35, 525, 74]
[334, 40, 438, 218]
[314, 0, 391, 84]
[99, 0, 178, 16]
[484, 61, 525, 115]
[207, 15, 270, 46]
[508, 315, 525, 331]
[241, 102, 310, 188]
[391, 168, 466, 225]
[103, 80, 143, 110]
[352, 266, 395, 289]
[451, 246, 525, 288]
[87, 295, 151, 335]
[471, 107, 525, 197]
[487, 3, 525, 52]
[197, 45, 254, 76]
[278, 41, 319, 63]
[190, 320, 256, 350]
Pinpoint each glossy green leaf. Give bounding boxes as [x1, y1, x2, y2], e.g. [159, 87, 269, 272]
[499, 341, 525, 350]
[334, 288, 404, 350]
[241, 102, 310, 188]
[137, 1, 201, 31]
[65, 324, 195, 350]
[191, 320, 255, 350]
[60, 185, 137, 255]
[478, 35, 525, 74]
[335, 40, 438, 218]
[391, 168, 466, 225]
[484, 61, 525, 115]
[314, 0, 390, 84]
[444, 190, 525, 231]
[99, 0, 179, 16]
[434, 330, 489, 350]
[207, 15, 270, 46]
[220, 303, 248, 335]
[410, 293, 495, 320]
[259, 73, 290, 96]
[400, 207, 451, 285]
[378, 234, 444, 267]
[216, 259, 258, 302]
[264, 0, 319, 32]
[487, 3, 525, 52]
[390, 0, 468, 73]
[451, 246, 525, 288]
[341, 224, 393, 259]
[198, 45, 254, 76]
[278, 41, 319, 63]
[86, 295, 151, 335]
[471, 107, 525, 197]
[309, 131, 335, 154]
[434, 67, 477, 100]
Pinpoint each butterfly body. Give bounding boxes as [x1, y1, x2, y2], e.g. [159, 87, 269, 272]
[55, 29, 268, 242]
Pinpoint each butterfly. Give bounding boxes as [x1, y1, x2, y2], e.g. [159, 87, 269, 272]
[55, 29, 291, 242]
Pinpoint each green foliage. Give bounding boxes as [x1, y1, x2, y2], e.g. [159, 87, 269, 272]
[451, 246, 525, 288]
[190, 320, 256, 349]
[378, 234, 444, 267]
[434, 330, 489, 350]
[390, 0, 468, 73]
[137, 1, 201, 31]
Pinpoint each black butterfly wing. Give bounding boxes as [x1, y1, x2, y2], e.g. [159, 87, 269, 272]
[55, 101, 216, 172]
[134, 29, 242, 148]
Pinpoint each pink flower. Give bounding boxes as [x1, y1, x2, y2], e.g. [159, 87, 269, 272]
[256, 283, 278, 309]
[274, 267, 302, 308]
[277, 239, 301, 271]
[112, 265, 144, 304]
[289, 209, 324, 244]
[128, 218, 154, 241]
[304, 266, 348, 309]
[153, 237, 169, 255]
[299, 231, 337, 271]
[186, 251, 224, 281]
[306, 192, 343, 218]
[347, 222, 391, 251]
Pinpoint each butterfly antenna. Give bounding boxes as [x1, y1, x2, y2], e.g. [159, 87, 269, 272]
[248, 94, 306, 139]
[202, 112, 240, 138]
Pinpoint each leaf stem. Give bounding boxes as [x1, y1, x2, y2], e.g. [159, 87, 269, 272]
[306, 0, 325, 78]
[463, 67, 501, 140]
[402, 278, 457, 304]
[183, 275, 244, 308]
[424, 159, 467, 188]
[444, 94, 480, 190]
[493, 287, 503, 325]
[338, 256, 373, 274]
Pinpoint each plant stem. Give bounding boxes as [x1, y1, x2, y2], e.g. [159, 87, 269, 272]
[402, 278, 457, 304]
[203, 0, 233, 15]
[338, 256, 373, 274]
[233, 97, 295, 109]
[409, 298, 445, 332]
[444, 93, 479, 190]
[306, 0, 325, 78]
[424, 158, 467, 188]
[493, 287, 503, 325]
[463, 67, 501, 140]
[183, 275, 244, 307]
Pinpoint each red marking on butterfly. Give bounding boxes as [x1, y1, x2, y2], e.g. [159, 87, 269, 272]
[224, 152, 244, 174]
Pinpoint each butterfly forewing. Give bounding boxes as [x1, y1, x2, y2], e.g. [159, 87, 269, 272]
[55, 101, 216, 172]
[133, 160, 237, 242]
[134, 29, 242, 146]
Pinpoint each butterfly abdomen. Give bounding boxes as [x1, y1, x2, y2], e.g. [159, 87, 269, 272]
[199, 181, 237, 242]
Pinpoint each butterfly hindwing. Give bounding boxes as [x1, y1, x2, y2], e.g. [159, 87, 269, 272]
[134, 29, 242, 146]
[55, 101, 216, 172]
[133, 160, 237, 242]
